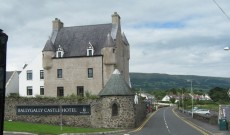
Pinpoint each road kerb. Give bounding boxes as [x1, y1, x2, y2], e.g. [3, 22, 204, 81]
[172, 108, 212, 135]
[129, 109, 159, 133]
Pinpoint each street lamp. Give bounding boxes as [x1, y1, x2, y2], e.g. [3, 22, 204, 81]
[181, 89, 184, 113]
[224, 47, 230, 98]
[191, 80, 194, 118]
[187, 80, 194, 118]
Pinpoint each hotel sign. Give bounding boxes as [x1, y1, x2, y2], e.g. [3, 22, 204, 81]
[16, 105, 91, 115]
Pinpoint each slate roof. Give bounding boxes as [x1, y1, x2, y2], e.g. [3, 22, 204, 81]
[6, 71, 14, 84]
[45, 23, 116, 57]
[6, 71, 21, 84]
[43, 39, 54, 52]
[98, 69, 134, 96]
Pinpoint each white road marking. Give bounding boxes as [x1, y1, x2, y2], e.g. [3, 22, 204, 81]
[163, 109, 171, 134]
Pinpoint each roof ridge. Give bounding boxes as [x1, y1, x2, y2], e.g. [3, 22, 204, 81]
[63, 23, 112, 28]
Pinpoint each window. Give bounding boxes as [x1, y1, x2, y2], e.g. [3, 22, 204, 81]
[112, 103, 118, 116]
[88, 50, 93, 56]
[40, 86, 44, 95]
[40, 70, 44, 79]
[87, 42, 94, 56]
[57, 69, 62, 78]
[27, 70, 32, 80]
[77, 86, 84, 97]
[58, 52, 62, 58]
[87, 49, 94, 56]
[27, 86, 33, 96]
[57, 87, 64, 97]
[56, 45, 64, 58]
[88, 68, 93, 78]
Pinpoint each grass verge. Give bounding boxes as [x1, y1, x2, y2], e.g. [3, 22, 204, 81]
[4, 121, 115, 135]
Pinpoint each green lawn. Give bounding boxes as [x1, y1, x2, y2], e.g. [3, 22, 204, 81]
[4, 121, 115, 135]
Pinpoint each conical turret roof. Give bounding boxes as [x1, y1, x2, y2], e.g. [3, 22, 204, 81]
[99, 69, 134, 96]
[43, 39, 55, 52]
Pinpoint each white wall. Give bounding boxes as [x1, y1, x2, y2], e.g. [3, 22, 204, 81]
[19, 52, 44, 97]
[162, 95, 170, 102]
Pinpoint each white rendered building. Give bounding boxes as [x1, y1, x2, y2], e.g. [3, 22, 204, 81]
[19, 52, 44, 97]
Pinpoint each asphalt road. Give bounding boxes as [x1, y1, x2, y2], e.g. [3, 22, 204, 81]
[129, 107, 204, 135]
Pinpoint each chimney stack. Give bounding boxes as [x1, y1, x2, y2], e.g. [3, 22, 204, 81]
[112, 12, 120, 25]
[52, 18, 63, 31]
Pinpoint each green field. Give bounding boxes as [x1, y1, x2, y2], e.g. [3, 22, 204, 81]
[4, 121, 115, 134]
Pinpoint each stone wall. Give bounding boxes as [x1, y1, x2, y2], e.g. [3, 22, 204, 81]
[100, 96, 135, 128]
[135, 102, 147, 127]
[44, 56, 104, 96]
[4, 97, 146, 128]
[5, 97, 93, 127]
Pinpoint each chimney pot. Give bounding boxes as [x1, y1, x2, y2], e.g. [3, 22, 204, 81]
[112, 12, 120, 25]
[52, 18, 63, 31]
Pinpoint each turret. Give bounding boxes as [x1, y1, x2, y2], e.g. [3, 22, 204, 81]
[101, 33, 116, 65]
[42, 39, 55, 70]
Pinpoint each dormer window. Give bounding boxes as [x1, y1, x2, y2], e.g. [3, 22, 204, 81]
[87, 42, 94, 56]
[56, 45, 64, 58]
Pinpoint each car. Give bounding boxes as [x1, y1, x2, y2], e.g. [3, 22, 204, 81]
[193, 109, 210, 115]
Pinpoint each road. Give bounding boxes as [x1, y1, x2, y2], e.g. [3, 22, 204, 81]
[128, 107, 206, 135]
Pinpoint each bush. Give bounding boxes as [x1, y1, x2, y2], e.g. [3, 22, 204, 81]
[7, 93, 20, 98]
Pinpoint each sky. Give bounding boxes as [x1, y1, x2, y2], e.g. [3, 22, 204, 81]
[1, 0, 230, 77]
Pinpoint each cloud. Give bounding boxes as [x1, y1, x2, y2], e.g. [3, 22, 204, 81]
[1, 0, 230, 77]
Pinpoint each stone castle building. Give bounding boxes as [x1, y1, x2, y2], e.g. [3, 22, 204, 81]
[42, 12, 130, 97]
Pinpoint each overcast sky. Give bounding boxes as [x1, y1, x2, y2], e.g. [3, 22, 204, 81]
[1, 0, 230, 77]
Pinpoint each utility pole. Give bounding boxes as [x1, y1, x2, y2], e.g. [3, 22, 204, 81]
[190, 80, 194, 118]
[0, 29, 8, 134]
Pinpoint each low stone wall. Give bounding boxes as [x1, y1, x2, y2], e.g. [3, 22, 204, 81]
[135, 102, 147, 127]
[4, 97, 94, 127]
[4, 97, 146, 128]
[193, 113, 218, 125]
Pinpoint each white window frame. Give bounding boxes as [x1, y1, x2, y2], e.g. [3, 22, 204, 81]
[87, 42, 94, 56]
[56, 45, 64, 58]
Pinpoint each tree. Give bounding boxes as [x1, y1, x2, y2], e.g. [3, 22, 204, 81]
[208, 87, 229, 103]
[170, 97, 176, 103]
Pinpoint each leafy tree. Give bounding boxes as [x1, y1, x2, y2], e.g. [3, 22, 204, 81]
[149, 90, 167, 100]
[170, 97, 176, 103]
[208, 87, 229, 103]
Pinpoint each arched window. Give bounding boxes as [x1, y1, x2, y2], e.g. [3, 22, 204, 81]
[112, 103, 118, 116]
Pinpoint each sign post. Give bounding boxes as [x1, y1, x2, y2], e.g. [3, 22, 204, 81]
[0, 29, 8, 134]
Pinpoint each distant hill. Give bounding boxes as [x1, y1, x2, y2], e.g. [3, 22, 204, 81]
[130, 73, 230, 91]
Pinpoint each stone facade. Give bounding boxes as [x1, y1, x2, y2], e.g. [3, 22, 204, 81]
[42, 12, 130, 97]
[4, 97, 146, 128]
[100, 96, 135, 128]
[44, 56, 103, 96]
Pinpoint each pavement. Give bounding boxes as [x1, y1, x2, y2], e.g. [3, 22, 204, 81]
[174, 108, 230, 135]
[3, 107, 230, 135]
